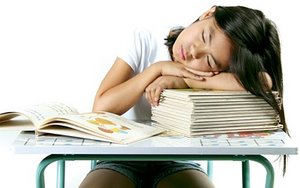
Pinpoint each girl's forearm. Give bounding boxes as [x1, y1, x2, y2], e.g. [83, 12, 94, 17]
[93, 60, 213, 115]
[93, 63, 161, 115]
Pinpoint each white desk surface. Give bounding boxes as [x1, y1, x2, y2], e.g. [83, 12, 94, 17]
[1, 129, 297, 156]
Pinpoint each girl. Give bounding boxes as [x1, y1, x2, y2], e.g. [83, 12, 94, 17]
[80, 5, 286, 188]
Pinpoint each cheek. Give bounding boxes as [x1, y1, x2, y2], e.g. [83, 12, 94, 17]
[172, 42, 181, 61]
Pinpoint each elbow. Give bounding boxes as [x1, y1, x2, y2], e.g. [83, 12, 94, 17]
[266, 73, 273, 90]
[92, 95, 129, 115]
[92, 95, 111, 113]
[260, 72, 273, 90]
[92, 103, 102, 113]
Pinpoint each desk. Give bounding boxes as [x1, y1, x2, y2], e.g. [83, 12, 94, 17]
[9, 130, 297, 188]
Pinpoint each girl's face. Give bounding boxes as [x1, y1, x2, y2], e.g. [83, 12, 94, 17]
[172, 10, 233, 72]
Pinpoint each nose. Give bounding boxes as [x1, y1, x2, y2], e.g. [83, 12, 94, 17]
[190, 44, 206, 60]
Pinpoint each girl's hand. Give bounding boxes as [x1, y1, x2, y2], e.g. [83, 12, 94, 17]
[184, 67, 219, 77]
[145, 76, 188, 106]
[155, 61, 217, 80]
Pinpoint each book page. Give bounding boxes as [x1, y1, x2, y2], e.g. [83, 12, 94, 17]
[39, 112, 165, 144]
[0, 103, 78, 128]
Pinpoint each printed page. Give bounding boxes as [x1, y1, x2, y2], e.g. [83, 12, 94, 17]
[0, 103, 78, 128]
[39, 112, 165, 144]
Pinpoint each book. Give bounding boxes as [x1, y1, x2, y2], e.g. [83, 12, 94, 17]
[0, 103, 165, 144]
[151, 89, 282, 137]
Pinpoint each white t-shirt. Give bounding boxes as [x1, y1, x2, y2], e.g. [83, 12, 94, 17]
[117, 28, 171, 120]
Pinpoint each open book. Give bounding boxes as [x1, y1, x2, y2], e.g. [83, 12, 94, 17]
[0, 103, 165, 144]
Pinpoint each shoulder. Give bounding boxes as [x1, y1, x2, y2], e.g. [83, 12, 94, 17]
[117, 27, 157, 54]
[131, 27, 160, 48]
[127, 27, 169, 46]
[117, 27, 171, 72]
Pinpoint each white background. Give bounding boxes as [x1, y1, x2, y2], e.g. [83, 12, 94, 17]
[0, 0, 299, 187]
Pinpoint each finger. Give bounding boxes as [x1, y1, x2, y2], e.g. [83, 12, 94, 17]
[148, 87, 160, 107]
[187, 68, 214, 77]
[145, 87, 156, 106]
[182, 69, 205, 81]
[144, 90, 151, 105]
[184, 67, 214, 77]
[153, 87, 163, 106]
[148, 89, 155, 106]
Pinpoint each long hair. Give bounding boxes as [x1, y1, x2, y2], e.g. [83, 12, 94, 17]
[215, 5, 288, 175]
[214, 6, 286, 132]
[165, 5, 288, 173]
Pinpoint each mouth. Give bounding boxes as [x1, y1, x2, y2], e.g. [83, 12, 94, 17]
[180, 46, 186, 61]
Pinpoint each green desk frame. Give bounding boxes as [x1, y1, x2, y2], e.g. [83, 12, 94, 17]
[36, 154, 274, 188]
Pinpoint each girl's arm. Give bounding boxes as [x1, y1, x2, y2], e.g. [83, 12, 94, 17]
[145, 71, 273, 105]
[93, 57, 159, 115]
[145, 73, 244, 106]
[93, 58, 206, 115]
[184, 67, 272, 90]
[145, 76, 189, 106]
[185, 71, 272, 90]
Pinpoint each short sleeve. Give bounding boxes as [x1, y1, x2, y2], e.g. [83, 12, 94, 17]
[117, 28, 157, 74]
[116, 27, 171, 121]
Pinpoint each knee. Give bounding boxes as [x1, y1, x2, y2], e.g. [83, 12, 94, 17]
[156, 170, 215, 188]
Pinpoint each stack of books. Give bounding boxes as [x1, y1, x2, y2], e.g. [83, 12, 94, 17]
[151, 89, 282, 137]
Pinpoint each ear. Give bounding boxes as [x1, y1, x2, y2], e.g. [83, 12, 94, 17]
[199, 6, 216, 21]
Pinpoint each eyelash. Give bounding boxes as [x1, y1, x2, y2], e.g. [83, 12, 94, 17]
[202, 31, 211, 68]
[207, 56, 211, 67]
[202, 30, 205, 43]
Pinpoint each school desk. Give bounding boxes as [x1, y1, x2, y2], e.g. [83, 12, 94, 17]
[0, 128, 298, 188]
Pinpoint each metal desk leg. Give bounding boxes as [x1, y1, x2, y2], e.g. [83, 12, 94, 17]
[207, 161, 213, 179]
[36, 155, 60, 188]
[257, 156, 274, 188]
[36, 154, 275, 188]
[57, 160, 65, 188]
[246, 155, 274, 188]
[91, 160, 97, 170]
[242, 160, 250, 188]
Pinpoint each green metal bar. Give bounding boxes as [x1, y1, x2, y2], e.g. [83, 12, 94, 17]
[256, 156, 275, 188]
[57, 160, 65, 188]
[36, 155, 63, 188]
[207, 161, 213, 179]
[91, 160, 97, 170]
[36, 154, 274, 188]
[242, 160, 250, 188]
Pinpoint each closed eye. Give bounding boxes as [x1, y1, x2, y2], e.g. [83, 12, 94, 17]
[202, 30, 205, 43]
[207, 56, 211, 68]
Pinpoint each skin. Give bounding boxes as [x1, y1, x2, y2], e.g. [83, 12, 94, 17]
[172, 8, 232, 73]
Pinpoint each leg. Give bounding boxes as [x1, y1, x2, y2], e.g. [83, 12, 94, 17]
[242, 160, 250, 188]
[57, 160, 65, 188]
[79, 168, 135, 188]
[156, 169, 215, 188]
[206, 161, 213, 179]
